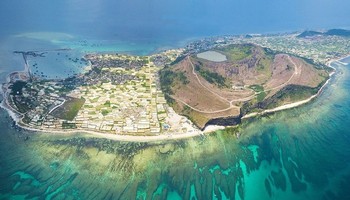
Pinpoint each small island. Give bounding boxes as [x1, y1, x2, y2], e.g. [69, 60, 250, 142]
[2, 29, 349, 140]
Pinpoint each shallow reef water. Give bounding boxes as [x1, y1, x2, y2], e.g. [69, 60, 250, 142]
[1, 61, 350, 199]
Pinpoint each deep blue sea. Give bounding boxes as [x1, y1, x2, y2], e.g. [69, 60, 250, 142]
[1, 0, 350, 77]
[1, 0, 350, 199]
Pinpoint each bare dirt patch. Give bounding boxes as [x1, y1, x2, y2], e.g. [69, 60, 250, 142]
[160, 44, 329, 128]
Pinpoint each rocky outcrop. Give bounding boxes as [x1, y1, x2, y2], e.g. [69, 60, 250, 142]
[204, 114, 242, 129]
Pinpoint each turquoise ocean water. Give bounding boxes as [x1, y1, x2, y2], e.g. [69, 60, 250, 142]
[0, 34, 350, 199]
[1, 0, 350, 199]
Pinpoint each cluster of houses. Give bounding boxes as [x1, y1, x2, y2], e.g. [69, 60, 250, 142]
[10, 81, 65, 128]
[85, 54, 148, 70]
[244, 35, 350, 65]
[8, 50, 201, 136]
[72, 64, 169, 134]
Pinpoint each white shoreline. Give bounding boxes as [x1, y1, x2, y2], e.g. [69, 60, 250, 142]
[1, 55, 348, 142]
[242, 55, 347, 120]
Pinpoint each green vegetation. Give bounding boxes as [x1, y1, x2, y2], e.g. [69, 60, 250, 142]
[182, 105, 191, 113]
[180, 104, 209, 128]
[164, 94, 175, 105]
[159, 70, 189, 94]
[266, 85, 318, 109]
[242, 83, 323, 115]
[10, 81, 27, 95]
[88, 111, 96, 115]
[219, 44, 252, 61]
[288, 53, 332, 74]
[249, 85, 264, 92]
[52, 98, 85, 121]
[297, 30, 323, 38]
[23, 115, 31, 124]
[273, 85, 317, 103]
[62, 121, 77, 129]
[256, 57, 273, 73]
[157, 111, 166, 115]
[159, 70, 176, 94]
[90, 97, 99, 103]
[57, 86, 75, 94]
[101, 109, 110, 116]
[170, 56, 185, 65]
[249, 85, 266, 102]
[178, 72, 189, 85]
[257, 92, 267, 102]
[92, 67, 102, 74]
[213, 126, 241, 140]
[325, 29, 350, 37]
[84, 105, 94, 108]
[104, 100, 111, 107]
[195, 64, 226, 87]
[13, 99, 32, 113]
[297, 29, 350, 38]
[10, 82, 33, 113]
[263, 48, 277, 57]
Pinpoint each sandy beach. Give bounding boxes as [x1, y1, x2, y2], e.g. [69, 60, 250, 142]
[242, 55, 346, 120]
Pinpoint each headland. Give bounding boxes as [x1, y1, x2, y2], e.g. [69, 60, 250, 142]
[1, 29, 350, 142]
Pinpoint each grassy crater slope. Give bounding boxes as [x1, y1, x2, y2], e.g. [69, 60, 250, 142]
[159, 43, 330, 129]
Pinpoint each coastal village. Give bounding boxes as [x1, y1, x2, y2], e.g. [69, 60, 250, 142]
[184, 32, 350, 65]
[3, 49, 202, 136]
[1, 30, 350, 137]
